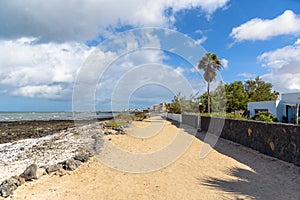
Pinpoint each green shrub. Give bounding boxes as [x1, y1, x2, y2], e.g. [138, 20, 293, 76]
[114, 113, 133, 121]
[252, 112, 277, 122]
[199, 112, 248, 120]
[105, 121, 127, 128]
[226, 113, 248, 120]
[73, 130, 81, 135]
[298, 117, 300, 125]
[133, 112, 150, 121]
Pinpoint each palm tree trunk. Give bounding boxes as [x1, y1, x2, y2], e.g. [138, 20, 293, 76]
[296, 104, 299, 124]
[207, 81, 210, 113]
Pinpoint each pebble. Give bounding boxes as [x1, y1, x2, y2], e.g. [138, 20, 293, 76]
[0, 120, 130, 198]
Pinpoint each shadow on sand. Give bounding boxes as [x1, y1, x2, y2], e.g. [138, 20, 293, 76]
[168, 119, 300, 200]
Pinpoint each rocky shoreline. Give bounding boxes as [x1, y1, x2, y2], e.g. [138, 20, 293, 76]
[0, 119, 116, 144]
[0, 119, 129, 198]
[0, 153, 91, 198]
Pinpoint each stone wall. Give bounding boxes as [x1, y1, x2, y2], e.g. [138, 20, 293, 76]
[166, 113, 181, 122]
[200, 116, 300, 167]
[182, 114, 200, 128]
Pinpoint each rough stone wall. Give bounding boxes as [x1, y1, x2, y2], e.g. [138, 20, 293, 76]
[182, 114, 200, 128]
[166, 113, 182, 122]
[200, 116, 300, 167]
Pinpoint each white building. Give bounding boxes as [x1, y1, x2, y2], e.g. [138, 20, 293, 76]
[153, 103, 167, 112]
[248, 92, 300, 123]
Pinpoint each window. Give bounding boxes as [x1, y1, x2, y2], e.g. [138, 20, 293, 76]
[255, 109, 268, 114]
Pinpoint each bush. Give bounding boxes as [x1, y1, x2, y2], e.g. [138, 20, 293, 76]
[133, 112, 150, 121]
[105, 121, 121, 128]
[114, 113, 133, 122]
[226, 113, 248, 120]
[252, 112, 278, 122]
[298, 117, 300, 125]
[199, 112, 248, 120]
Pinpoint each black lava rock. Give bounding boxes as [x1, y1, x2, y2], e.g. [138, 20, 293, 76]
[20, 164, 37, 181]
[73, 154, 89, 163]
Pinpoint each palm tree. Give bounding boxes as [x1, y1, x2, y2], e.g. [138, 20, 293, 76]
[198, 52, 222, 113]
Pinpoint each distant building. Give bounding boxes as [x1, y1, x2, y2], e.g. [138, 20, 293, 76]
[153, 103, 167, 112]
[248, 92, 300, 123]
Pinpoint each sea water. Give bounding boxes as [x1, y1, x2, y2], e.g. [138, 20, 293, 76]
[0, 111, 117, 121]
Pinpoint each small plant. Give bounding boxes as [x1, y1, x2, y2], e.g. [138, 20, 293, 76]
[226, 113, 248, 120]
[298, 117, 300, 125]
[133, 111, 150, 121]
[73, 130, 81, 135]
[114, 113, 133, 122]
[105, 121, 128, 128]
[199, 112, 248, 120]
[252, 112, 277, 122]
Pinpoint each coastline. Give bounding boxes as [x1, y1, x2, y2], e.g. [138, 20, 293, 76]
[0, 118, 113, 144]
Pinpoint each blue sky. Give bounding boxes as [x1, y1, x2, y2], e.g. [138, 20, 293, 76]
[0, 0, 300, 111]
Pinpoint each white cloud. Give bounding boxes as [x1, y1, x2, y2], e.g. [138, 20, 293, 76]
[174, 67, 186, 76]
[195, 36, 207, 45]
[221, 58, 229, 69]
[0, 0, 229, 42]
[0, 1, 230, 103]
[258, 39, 300, 92]
[0, 38, 93, 99]
[12, 85, 64, 99]
[96, 49, 167, 109]
[295, 38, 300, 45]
[230, 10, 300, 42]
[237, 72, 256, 79]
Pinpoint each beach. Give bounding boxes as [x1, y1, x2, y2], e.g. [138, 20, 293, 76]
[1, 116, 299, 199]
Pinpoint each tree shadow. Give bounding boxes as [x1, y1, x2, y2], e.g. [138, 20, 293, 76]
[196, 131, 300, 200]
[168, 119, 300, 199]
[201, 167, 261, 199]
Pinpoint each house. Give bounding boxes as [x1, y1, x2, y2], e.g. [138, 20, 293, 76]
[248, 92, 300, 123]
[153, 103, 167, 112]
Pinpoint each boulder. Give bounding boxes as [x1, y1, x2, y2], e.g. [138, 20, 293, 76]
[20, 164, 37, 181]
[5, 176, 21, 188]
[0, 176, 20, 197]
[73, 154, 89, 163]
[104, 129, 117, 135]
[62, 159, 81, 171]
[0, 185, 11, 198]
[112, 126, 126, 135]
[46, 164, 63, 174]
[18, 176, 25, 185]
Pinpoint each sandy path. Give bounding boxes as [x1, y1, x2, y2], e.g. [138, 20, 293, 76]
[5, 117, 300, 200]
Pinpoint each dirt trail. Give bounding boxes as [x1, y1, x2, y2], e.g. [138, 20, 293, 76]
[6, 117, 300, 200]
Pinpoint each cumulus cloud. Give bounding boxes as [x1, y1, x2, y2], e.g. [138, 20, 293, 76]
[194, 36, 208, 45]
[0, 38, 93, 99]
[0, 0, 229, 42]
[258, 39, 300, 92]
[230, 10, 300, 42]
[0, 1, 230, 105]
[237, 72, 256, 79]
[221, 58, 229, 69]
[12, 85, 64, 99]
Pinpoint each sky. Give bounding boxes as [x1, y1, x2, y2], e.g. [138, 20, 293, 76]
[0, 0, 300, 111]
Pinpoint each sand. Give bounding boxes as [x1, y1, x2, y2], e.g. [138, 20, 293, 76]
[4, 116, 300, 200]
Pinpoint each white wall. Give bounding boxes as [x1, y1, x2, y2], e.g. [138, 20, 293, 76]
[248, 101, 279, 118]
[282, 92, 300, 104]
[276, 102, 286, 122]
[166, 113, 182, 122]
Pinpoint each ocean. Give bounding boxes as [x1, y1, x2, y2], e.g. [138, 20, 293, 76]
[0, 111, 117, 122]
